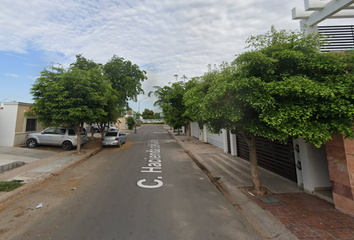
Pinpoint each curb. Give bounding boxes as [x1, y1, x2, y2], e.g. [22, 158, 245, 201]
[168, 131, 298, 240]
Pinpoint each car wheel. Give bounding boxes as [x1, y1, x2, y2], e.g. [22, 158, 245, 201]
[94, 129, 99, 133]
[62, 141, 73, 150]
[118, 142, 122, 148]
[26, 139, 37, 148]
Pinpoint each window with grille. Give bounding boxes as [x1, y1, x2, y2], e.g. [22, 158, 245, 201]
[26, 119, 37, 132]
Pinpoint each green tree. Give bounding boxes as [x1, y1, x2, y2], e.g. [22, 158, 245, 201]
[70, 54, 102, 70]
[142, 108, 154, 119]
[126, 116, 136, 130]
[154, 112, 160, 119]
[71, 54, 120, 138]
[104, 55, 147, 109]
[184, 68, 219, 129]
[133, 111, 141, 120]
[30, 59, 109, 153]
[96, 86, 121, 139]
[149, 81, 193, 134]
[187, 27, 354, 193]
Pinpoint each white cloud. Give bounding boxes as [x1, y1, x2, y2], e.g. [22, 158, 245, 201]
[5, 73, 19, 78]
[1, 1, 299, 62]
[1, 0, 353, 110]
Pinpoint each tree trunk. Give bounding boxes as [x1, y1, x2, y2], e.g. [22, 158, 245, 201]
[243, 133, 263, 194]
[74, 124, 82, 154]
[99, 123, 107, 139]
[77, 131, 82, 154]
[186, 123, 190, 142]
[91, 126, 94, 141]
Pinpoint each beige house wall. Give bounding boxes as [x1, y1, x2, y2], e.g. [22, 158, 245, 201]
[15, 103, 32, 132]
[15, 103, 45, 146]
[116, 117, 126, 130]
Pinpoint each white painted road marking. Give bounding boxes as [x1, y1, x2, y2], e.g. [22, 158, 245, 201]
[137, 139, 163, 189]
[137, 177, 163, 188]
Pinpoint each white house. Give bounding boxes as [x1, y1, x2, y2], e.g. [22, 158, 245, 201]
[0, 102, 45, 146]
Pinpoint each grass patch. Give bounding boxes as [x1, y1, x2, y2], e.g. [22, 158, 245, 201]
[0, 181, 23, 192]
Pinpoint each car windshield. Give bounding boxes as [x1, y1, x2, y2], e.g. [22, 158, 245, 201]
[105, 132, 118, 136]
[43, 128, 56, 134]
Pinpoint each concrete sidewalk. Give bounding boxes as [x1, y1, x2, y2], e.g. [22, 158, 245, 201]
[168, 129, 354, 240]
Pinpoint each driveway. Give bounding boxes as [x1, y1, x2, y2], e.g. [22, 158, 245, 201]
[0, 147, 58, 166]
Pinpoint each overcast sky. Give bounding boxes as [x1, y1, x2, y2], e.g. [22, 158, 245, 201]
[0, 0, 352, 113]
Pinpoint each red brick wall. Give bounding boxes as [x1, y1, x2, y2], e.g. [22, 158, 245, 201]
[326, 134, 354, 217]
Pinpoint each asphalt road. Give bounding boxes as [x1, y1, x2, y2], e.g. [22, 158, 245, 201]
[0, 125, 262, 240]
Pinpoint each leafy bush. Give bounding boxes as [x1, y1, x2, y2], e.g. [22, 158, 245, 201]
[126, 116, 136, 130]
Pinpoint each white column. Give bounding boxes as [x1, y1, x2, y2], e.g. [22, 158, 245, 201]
[293, 138, 305, 188]
[222, 129, 228, 153]
[230, 132, 237, 156]
[293, 138, 330, 193]
[0, 102, 18, 146]
[203, 124, 208, 143]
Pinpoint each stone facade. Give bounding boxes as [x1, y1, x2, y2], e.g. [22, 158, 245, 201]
[326, 134, 354, 217]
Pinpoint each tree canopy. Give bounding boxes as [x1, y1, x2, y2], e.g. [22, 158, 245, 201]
[30, 58, 109, 153]
[29, 54, 147, 153]
[142, 109, 154, 119]
[183, 27, 354, 193]
[231, 27, 354, 147]
[149, 81, 193, 131]
[104, 55, 147, 108]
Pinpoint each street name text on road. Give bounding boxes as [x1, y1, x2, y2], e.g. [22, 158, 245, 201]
[137, 139, 163, 189]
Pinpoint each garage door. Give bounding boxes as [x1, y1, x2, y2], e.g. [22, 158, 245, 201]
[207, 131, 224, 150]
[236, 130, 297, 182]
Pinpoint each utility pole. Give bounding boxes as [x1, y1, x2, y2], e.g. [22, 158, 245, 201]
[138, 97, 148, 114]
